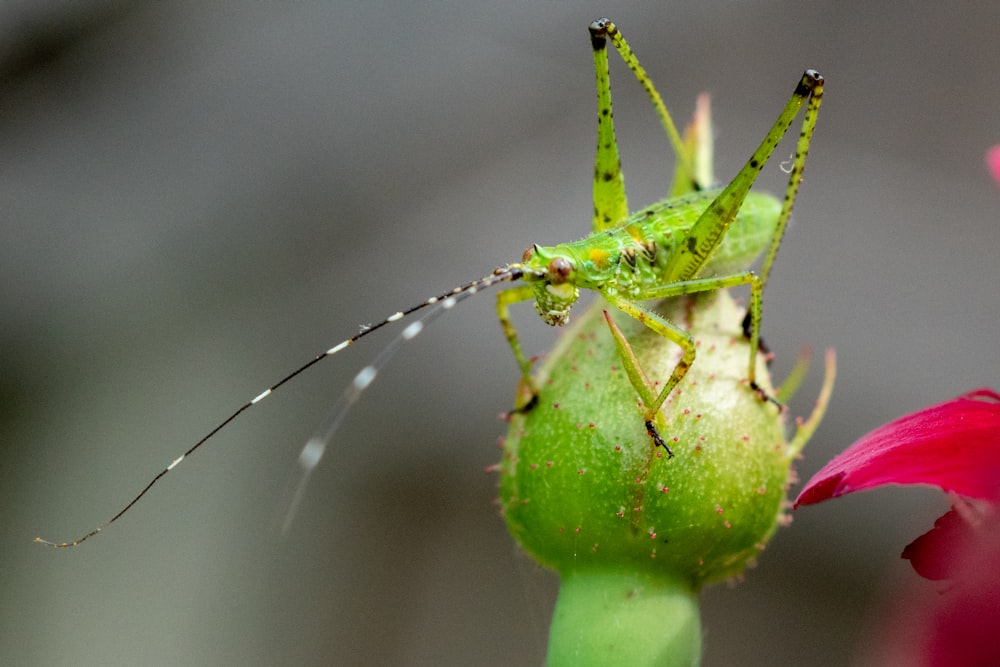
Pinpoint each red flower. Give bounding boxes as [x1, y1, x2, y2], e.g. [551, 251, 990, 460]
[795, 388, 1000, 580]
[795, 150, 1000, 664]
[796, 390, 1000, 662]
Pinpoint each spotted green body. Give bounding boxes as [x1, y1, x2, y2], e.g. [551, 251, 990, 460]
[529, 190, 781, 298]
[499, 19, 823, 451]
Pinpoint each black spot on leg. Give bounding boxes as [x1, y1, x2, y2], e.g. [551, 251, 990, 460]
[740, 310, 772, 364]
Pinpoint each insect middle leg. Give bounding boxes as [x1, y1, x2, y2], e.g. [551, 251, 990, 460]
[601, 270, 764, 449]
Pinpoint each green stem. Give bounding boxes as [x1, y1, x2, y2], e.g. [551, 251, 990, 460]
[547, 569, 701, 667]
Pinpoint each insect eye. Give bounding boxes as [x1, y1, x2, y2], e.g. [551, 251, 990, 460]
[547, 257, 573, 283]
[521, 246, 535, 262]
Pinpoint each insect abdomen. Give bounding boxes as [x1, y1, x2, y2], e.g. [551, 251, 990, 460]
[551, 188, 781, 293]
[617, 189, 781, 284]
[707, 191, 782, 276]
[629, 189, 781, 278]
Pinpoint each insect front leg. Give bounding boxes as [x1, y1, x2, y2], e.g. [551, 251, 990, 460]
[496, 284, 541, 411]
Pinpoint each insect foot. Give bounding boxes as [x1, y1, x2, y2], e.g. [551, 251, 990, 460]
[644, 420, 674, 458]
[751, 379, 787, 412]
[498, 291, 834, 664]
[500, 385, 539, 422]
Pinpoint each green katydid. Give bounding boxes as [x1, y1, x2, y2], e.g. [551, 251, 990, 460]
[501, 19, 822, 453]
[36, 18, 822, 548]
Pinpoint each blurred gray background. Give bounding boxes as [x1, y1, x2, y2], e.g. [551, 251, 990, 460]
[3, 2, 998, 665]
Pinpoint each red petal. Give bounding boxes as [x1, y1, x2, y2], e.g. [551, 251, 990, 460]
[988, 145, 1000, 186]
[795, 389, 1000, 506]
[924, 512, 1000, 662]
[880, 511, 1000, 662]
[900, 509, 973, 580]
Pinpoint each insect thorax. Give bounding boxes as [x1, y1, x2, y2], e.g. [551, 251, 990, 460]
[525, 188, 782, 312]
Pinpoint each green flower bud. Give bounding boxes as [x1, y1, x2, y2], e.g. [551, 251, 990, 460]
[498, 290, 833, 665]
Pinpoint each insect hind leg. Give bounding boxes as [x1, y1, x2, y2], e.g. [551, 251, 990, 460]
[739, 71, 823, 391]
[756, 70, 824, 291]
[588, 18, 702, 234]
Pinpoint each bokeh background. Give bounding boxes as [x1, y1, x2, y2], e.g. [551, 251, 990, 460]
[3, 2, 998, 665]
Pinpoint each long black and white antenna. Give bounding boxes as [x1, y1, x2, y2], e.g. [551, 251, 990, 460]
[35, 265, 525, 547]
[276, 272, 510, 535]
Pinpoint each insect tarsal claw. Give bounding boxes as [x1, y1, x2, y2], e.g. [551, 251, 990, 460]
[645, 420, 675, 458]
[750, 381, 785, 412]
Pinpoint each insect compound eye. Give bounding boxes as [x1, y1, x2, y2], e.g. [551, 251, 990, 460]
[521, 246, 536, 263]
[547, 257, 573, 284]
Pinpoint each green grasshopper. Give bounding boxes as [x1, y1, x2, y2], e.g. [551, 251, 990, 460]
[36, 18, 822, 548]
[501, 19, 823, 451]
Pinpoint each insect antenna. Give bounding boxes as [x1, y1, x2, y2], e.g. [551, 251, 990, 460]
[276, 266, 523, 533]
[35, 265, 526, 548]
